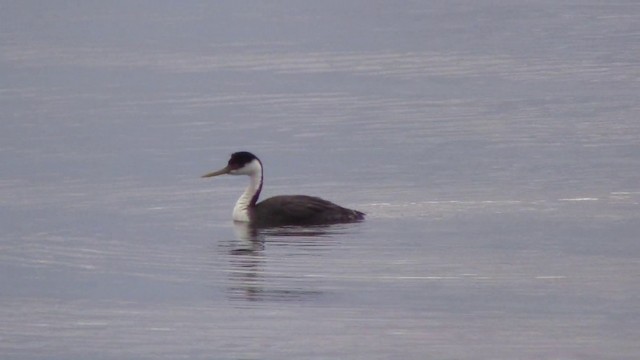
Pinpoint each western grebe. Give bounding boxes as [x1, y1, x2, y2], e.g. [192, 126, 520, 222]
[202, 151, 365, 227]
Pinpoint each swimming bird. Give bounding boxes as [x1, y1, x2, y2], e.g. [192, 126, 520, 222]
[202, 151, 365, 227]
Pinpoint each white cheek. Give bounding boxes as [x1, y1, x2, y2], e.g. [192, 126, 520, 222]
[232, 159, 262, 176]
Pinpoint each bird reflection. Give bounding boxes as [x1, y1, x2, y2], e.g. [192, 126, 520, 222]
[225, 222, 353, 303]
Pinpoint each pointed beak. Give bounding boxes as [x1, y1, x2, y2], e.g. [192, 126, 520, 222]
[201, 165, 231, 178]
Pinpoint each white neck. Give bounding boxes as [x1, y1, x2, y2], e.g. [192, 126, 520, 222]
[232, 160, 263, 222]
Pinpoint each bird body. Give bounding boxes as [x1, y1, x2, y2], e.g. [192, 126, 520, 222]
[253, 195, 364, 227]
[203, 152, 364, 227]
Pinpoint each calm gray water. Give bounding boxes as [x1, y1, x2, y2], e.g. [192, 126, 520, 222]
[1, 1, 639, 359]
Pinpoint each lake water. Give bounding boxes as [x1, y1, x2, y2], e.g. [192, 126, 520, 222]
[1, 1, 639, 359]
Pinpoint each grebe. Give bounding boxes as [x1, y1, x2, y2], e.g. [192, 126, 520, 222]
[202, 151, 365, 227]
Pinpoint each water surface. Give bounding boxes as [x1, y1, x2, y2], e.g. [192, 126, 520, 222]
[1, 1, 639, 359]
